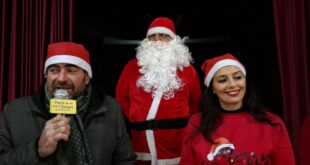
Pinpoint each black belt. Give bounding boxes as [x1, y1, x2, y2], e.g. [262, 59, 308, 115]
[130, 117, 189, 130]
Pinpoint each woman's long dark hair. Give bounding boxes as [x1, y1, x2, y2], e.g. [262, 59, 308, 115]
[199, 80, 278, 143]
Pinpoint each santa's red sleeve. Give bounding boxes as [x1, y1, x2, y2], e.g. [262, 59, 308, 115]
[188, 65, 202, 115]
[116, 59, 138, 117]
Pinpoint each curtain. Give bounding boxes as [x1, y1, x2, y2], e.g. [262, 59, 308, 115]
[272, 0, 310, 154]
[0, 0, 73, 111]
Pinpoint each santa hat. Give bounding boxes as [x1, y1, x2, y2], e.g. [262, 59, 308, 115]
[146, 17, 176, 38]
[44, 42, 92, 78]
[201, 53, 246, 87]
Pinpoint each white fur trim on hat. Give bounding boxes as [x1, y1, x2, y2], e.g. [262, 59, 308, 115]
[44, 55, 92, 78]
[205, 59, 246, 87]
[147, 27, 176, 38]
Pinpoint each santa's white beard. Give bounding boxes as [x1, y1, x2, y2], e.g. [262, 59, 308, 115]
[136, 36, 193, 99]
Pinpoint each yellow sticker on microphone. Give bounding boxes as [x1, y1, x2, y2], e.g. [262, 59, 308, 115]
[50, 99, 77, 114]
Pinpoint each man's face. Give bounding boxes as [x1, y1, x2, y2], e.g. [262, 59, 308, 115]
[46, 63, 90, 98]
[147, 33, 172, 42]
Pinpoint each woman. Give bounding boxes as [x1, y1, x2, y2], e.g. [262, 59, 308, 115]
[180, 53, 295, 164]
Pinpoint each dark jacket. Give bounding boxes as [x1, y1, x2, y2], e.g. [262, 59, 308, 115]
[0, 83, 136, 165]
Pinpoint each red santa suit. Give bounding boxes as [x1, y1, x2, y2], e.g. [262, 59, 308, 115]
[116, 58, 202, 164]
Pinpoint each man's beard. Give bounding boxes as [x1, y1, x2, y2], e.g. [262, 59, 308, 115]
[136, 36, 193, 100]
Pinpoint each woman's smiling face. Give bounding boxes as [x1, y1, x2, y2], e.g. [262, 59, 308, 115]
[212, 65, 246, 110]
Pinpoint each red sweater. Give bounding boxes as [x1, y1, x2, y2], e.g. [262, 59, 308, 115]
[180, 111, 296, 165]
[116, 59, 201, 160]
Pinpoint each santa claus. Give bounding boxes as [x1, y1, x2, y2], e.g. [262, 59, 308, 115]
[116, 17, 202, 165]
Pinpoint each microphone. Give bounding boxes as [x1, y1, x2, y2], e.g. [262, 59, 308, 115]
[50, 89, 77, 114]
[54, 89, 71, 99]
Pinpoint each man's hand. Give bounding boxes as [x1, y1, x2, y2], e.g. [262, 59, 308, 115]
[38, 114, 71, 158]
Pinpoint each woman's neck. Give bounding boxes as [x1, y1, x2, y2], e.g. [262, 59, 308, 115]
[220, 106, 245, 114]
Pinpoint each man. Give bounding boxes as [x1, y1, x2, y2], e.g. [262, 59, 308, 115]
[0, 42, 136, 164]
[116, 17, 202, 164]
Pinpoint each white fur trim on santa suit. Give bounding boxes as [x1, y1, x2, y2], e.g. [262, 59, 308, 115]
[135, 152, 180, 165]
[44, 54, 93, 78]
[144, 89, 164, 165]
[147, 27, 176, 38]
[205, 59, 246, 87]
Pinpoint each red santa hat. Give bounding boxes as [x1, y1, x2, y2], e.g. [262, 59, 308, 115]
[146, 17, 176, 38]
[44, 42, 92, 78]
[201, 53, 246, 87]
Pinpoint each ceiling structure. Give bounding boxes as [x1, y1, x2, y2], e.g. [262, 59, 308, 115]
[75, 1, 273, 42]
